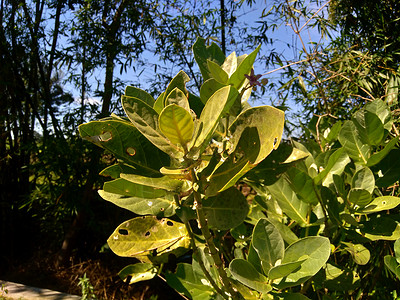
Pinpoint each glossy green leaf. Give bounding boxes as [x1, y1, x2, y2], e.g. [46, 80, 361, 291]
[355, 196, 400, 215]
[276, 236, 331, 288]
[384, 255, 400, 279]
[348, 188, 372, 207]
[314, 148, 350, 186]
[79, 119, 167, 175]
[159, 104, 194, 146]
[107, 216, 189, 257]
[351, 167, 375, 193]
[125, 86, 155, 106]
[367, 136, 399, 167]
[193, 37, 225, 81]
[164, 87, 190, 111]
[120, 173, 189, 193]
[267, 176, 308, 226]
[188, 86, 239, 158]
[118, 263, 157, 284]
[229, 259, 272, 293]
[338, 120, 370, 164]
[202, 187, 249, 230]
[228, 105, 285, 164]
[268, 260, 306, 281]
[99, 178, 175, 216]
[122, 96, 184, 158]
[228, 45, 261, 89]
[252, 219, 284, 274]
[165, 263, 216, 300]
[207, 59, 229, 83]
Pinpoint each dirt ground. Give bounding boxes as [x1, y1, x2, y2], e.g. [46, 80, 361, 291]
[2, 250, 181, 300]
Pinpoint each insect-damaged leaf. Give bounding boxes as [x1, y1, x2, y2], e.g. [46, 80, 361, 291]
[107, 216, 189, 258]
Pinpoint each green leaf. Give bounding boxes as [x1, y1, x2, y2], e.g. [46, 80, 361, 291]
[318, 263, 360, 291]
[99, 178, 175, 216]
[266, 218, 299, 245]
[205, 127, 260, 196]
[153, 92, 165, 114]
[351, 167, 375, 193]
[338, 120, 370, 164]
[207, 59, 229, 84]
[395, 238, 400, 263]
[373, 149, 400, 187]
[118, 263, 158, 284]
[228, 105, 285, 164]
[120, 173, 189, 193]
[252, 219, 284, 274]
[229, 259, 272, 293]
[221, 51, 237, 76]
[122, 96, 184, 159]
[367, 136, 399, 167]
[165, 263, 216, 300]
[348, 188, 372, 207]
[188, 86, 239, 158]
[341, 242, 370, 265]
[202, 187, 249, 230]
[353, 109, 385, 146]
[228, 45, 261, 89]
[314, 148, 350, 186]
[268, 260, 306, 281]
[100, 163, 136, 179]
[364, 99, 392, 131]
[124, 86, 155, 107]
[107, 216, 189, 257]
[361, 215, 400, 241]
[163, 71, 190, 104]
[384, 255, 400, 279]
[276, 236, 331, 288]
[266, 176, 308, 226]
[164, 87, 190, 111]
[385, 75, 399, 106]
[159, 104, 194, 146]
[79, 119, 168, 175]
[199, 78, 225, 105]
[193, 37, 225, 81]
[285, 168, 319, 205]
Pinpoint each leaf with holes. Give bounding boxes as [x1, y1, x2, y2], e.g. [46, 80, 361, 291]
[228, 106, 284, 165]
[79, 119, 168, 176]
[107, 216, 189, 258]
[120, 173, 190, 193]
[229, 259, 272, 294]
[99, 178, 176, 216]
[122, 96, 184, 159]
[205, 127, 259, 196]
[118, 263, 158, 284]
[202, 187, 249, 230]
[159, 104, 194, 147]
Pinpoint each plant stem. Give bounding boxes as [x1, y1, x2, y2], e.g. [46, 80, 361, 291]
[190, 175, 240, 299]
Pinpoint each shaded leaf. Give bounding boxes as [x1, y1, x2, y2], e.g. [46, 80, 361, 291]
[125, 86, 154, 106]
[338, 120, 370, 164]
[120, 173, 189, 193]
[229, 259, 272, 293]
[341, 242, 370, 265]
[202, 187, 249, 230]
[118, 263, 158, 284]
[351, 167, 375, 193]
[193, 37, 225, 81]
[268, 260, 306, 281]
[367, 136, 399, 167]
[348, 188, 372, 207]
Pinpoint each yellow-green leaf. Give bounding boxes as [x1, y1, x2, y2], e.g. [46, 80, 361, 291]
[159, 104, 194, 146]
